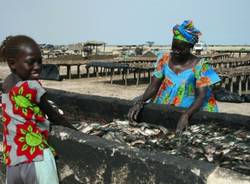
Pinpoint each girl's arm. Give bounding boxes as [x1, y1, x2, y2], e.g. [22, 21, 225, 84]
[39, 94, 77, 130]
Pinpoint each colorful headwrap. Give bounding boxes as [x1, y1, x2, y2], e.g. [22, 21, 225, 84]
[173, 20, 201, 45]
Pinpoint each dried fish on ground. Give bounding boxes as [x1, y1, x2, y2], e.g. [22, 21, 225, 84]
[75, 119, 250, 176]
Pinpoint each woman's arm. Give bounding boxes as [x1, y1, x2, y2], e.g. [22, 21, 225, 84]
[176, 86, 207, 135]
[186, 86, 207, 116]
[128, 77, 162, 122]
[39, 94, 77, 130]
[140, 77, 163, 102]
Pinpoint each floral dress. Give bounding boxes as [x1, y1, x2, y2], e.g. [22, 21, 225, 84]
[153, 53, 221, 112]
[2, 80, 55, 166]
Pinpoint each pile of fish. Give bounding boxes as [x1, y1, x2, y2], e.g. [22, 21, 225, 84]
[76, 120, 250, 176]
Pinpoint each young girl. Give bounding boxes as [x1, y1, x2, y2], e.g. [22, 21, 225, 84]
[1, 35, 76, 184]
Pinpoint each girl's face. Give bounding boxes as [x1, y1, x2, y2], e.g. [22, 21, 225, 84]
[12, 44, 42, 80]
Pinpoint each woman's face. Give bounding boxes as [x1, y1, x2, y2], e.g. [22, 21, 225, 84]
[12, 44, 42, 80]
[171, 39, 193, 60]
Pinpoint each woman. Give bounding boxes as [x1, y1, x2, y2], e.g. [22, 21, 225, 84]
[128, 20, 221, 135]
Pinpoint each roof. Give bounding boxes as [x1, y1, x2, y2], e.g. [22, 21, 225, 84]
[84, 41, 105, 46]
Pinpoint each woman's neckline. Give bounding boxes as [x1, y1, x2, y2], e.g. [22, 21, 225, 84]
[167, 54, 200, 75]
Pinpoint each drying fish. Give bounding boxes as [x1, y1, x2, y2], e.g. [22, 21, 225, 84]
[74, 119, 250, 176]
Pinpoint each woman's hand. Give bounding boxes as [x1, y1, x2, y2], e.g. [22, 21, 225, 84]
[128, 77, 162, 123]
[176, 113, 190, 135]
[127, 100, 144, 123]
[175, 86, 207, 135]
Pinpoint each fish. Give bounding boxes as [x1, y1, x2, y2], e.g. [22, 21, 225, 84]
[73, 119, 250, 175]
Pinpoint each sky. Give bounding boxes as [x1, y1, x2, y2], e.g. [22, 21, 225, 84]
[1, 0, 250, 45]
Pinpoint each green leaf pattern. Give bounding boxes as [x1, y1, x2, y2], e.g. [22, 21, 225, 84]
[177, 83, 185, 101]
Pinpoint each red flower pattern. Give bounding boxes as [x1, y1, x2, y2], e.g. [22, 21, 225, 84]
[2, 103, 11, 135]
[14, 121, 48, 161]
[173, 96, 181, 105]
[156, 53, 169, 71]
[3, 138, 12, 165]
[196, 76, 211, 88]
[9, 81, 45, 122]
[208, 96, 216, 106]
[156, 77, 173, 97]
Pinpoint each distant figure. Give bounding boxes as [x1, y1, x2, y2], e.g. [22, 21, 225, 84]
[128, 20, 221, 135]
[0, 35, 76, 184]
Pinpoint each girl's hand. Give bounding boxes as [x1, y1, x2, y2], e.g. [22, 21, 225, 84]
[39, 95, 77, 131]
[176, 113, 189, 136]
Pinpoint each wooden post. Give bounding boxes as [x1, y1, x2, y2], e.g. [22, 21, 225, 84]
[67, 65, 71, 79]
[96, 67, 99, 77]
[126, 68, 129, 86]
[238, 76, 244, 96]
[105, 68, 108, 77]
[136, 70, 140, 86]
[110, 68, 114, 84]
[122, 69, 124, 80]
[223, 77, 229, 88]
[230, 78, 233, 93]
[246, 75, 249, 93]
[231, 76, 237, 93]
[57, 65, 61, 78]
[148, 71, 151, 83]
[77, 65, 81, 78]
[86, 67, 90, 78]
[124, 68, 128, 86]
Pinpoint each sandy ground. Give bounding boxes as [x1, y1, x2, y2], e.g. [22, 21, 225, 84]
[1, 62, 250, 116]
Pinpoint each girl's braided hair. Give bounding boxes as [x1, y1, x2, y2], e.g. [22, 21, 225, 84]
[0, 36, 14, 62]
[0, 35, 38, 62]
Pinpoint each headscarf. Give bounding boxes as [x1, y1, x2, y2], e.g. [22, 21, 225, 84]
[173, 20, 201, 45]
